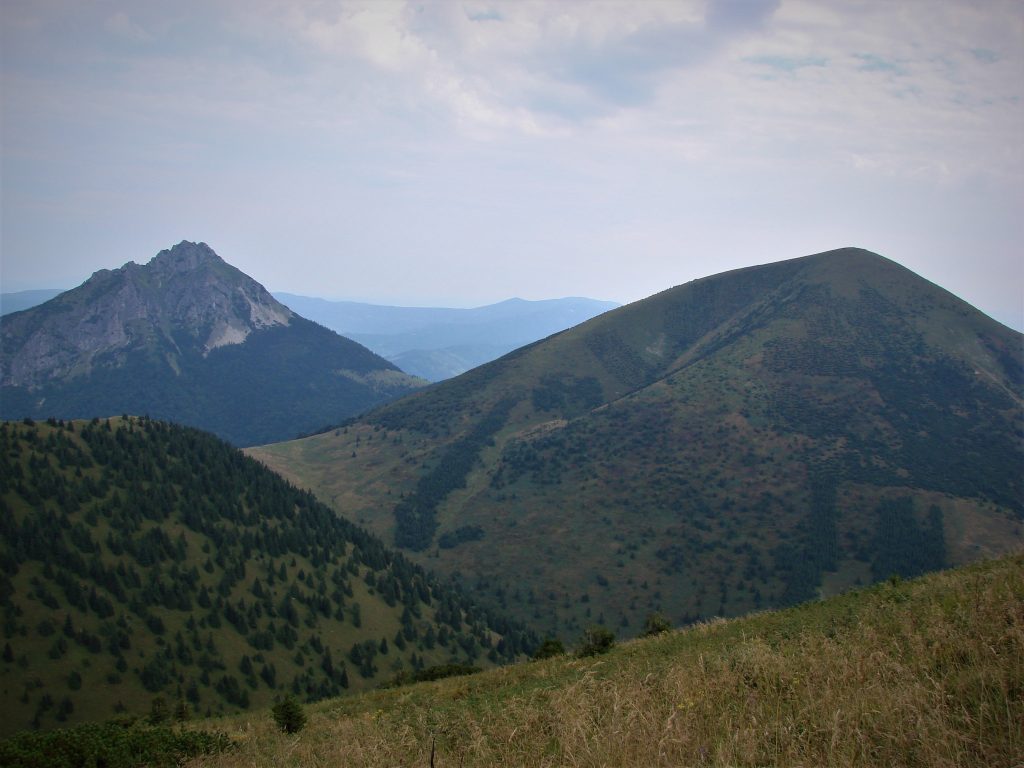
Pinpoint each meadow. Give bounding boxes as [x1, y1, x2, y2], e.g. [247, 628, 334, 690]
[187, 552, 1022, 767]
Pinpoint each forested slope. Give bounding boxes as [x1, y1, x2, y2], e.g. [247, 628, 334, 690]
[0, 417, 535, 736]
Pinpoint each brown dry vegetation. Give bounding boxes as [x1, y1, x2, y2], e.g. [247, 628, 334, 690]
[190, 552, 1023, 767]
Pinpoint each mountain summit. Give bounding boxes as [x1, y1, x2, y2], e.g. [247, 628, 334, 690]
[3, 241, 293, 387]
[251, 247, 1023, 637]
[1, 241, 424, 445]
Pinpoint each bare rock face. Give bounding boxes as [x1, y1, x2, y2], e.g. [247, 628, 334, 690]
[1, 241, 293, 387]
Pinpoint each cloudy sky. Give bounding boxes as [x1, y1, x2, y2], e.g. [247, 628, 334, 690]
[2, 1, 1022, 329]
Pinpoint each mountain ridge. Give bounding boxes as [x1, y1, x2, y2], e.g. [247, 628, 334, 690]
[1, 242, 297, 388]
[249, 247, 1023, 638]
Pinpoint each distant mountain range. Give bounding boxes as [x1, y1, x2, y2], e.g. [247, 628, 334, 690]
[250, 247, 1024, 640]
[2, 289, 619, 383]
[0, 242, 424, 446]
[273, 294, 619, 381]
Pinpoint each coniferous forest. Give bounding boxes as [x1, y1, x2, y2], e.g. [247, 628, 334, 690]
[0, 417, 535, 736]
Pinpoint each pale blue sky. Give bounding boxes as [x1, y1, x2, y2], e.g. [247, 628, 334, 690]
[2, 1, 1022, 329]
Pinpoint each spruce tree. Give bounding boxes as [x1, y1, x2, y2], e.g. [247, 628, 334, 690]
[272, 694, 307, 734]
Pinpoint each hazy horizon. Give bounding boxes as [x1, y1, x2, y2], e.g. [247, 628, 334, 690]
[2, 1, 1022, 329]
[2, 249, 1019, 332]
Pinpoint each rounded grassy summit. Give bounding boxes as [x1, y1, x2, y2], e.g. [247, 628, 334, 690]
[251, 248, 1023, 640]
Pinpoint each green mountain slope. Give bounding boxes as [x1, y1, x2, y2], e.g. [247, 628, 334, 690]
[0, 242, 424, 446]
[249, 248, 1023, 639]
[184, 552, 1024, 768]
[0, 417, 535, 736]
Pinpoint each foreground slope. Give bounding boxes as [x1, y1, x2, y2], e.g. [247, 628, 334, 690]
[198, 552, 1024, 768]
[0, 242, 423, 446]
[0, 417, 534, 736]
[251, 248, 1023, 637]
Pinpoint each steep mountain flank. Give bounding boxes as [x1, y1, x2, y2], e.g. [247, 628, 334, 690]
[0, 417, 534, 735]
[249, 248, 1023, 638]
[0, 242, 424, 445]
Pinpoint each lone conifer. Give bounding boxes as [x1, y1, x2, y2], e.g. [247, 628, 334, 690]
[272, 694, 307, 734]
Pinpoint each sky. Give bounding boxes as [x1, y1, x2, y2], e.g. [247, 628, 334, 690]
[1, 1, 1022, 330]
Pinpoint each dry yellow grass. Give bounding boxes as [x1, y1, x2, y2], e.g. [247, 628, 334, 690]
[190, 553, 1023, 767]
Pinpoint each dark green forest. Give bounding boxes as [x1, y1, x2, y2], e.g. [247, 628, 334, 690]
[392, 399, 514, 550]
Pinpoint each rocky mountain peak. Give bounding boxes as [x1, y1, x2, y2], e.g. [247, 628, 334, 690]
[0, 242, 294, 387]
[148, 240, 223, 276]
[1, 241, 425, 446]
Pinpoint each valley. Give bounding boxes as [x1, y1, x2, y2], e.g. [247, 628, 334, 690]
[273, 294, 619, 382]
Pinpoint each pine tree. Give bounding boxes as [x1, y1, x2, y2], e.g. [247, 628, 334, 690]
[272, 694, 307, 734]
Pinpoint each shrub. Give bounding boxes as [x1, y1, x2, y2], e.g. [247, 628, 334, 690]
[576, 626, 615, 658]
[640, 612, 672, 637]
[387, 663, 481, 688]
[272, 694, 307, 734]
[531, 638, 566, 660]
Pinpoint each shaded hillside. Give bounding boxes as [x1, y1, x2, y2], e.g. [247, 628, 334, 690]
[0, 242, 424, 446]
[0, 417, 535, 736]
[250, 248, 1023, 639]
[273, 294, 619, 381]
[177, 553, 1024, 768]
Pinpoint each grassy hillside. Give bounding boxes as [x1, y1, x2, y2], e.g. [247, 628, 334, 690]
[250, 249, 1023, 638]
[0, 418, 534, 736]
[186, 552, 1023, 767]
